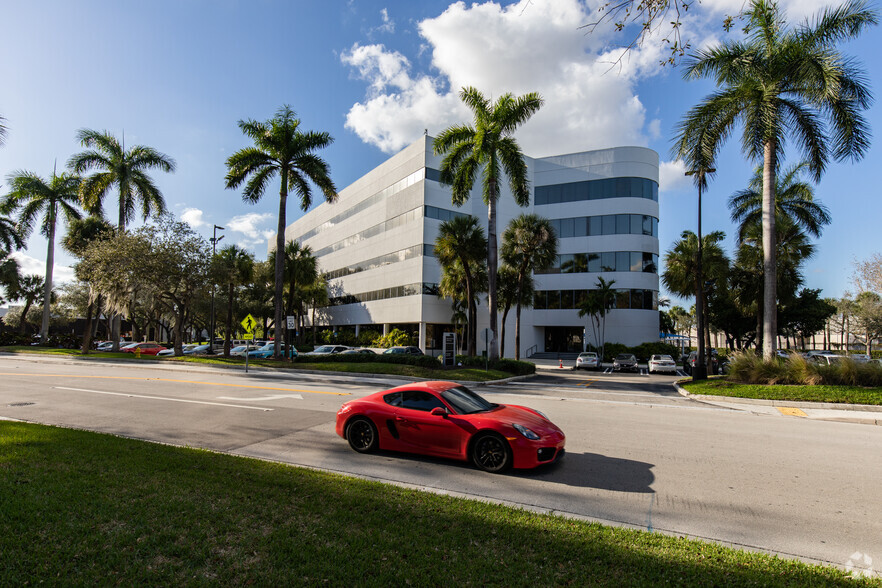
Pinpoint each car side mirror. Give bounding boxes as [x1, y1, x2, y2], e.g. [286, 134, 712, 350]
[430, 407, 448, 417]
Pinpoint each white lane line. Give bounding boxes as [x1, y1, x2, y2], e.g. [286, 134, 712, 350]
[54, 387, 273, 411]
[217, 394, 303, 401]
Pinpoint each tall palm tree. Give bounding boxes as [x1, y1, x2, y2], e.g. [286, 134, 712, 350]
[270, 241, 318, 345]
[225, 105, 336, 359]
[500, 214, 558, 360]
[0, 214, 24, 252]
[729, 162, 831, 243]
[433, 87, 544, 360]
[212, 245, 254, 357]
[662, 230, 729, 367]
[434, 215, 488, 356]
[305, 274, 329, 344]
[3, 170, 83, 340]
[438, 258, 487, 356]
[8, 274, 44, 334]
[63, 216, 115, 352]
[69, 129, 176, 350]
[674, 0, 876, 359]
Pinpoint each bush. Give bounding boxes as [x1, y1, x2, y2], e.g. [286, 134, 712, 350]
[375, 328, 415, 348]
[726, 351, 882, 387]
[357, 329, 382, 347]
[0, 332, 31, 346]
[454, 355, 536, 376]
[293, 352, 441, 369]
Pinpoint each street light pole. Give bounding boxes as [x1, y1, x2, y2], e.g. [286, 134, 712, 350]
[208, 225, 224, 355]
[685, 167, 715, 381]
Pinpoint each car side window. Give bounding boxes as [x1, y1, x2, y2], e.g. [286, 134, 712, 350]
[384, 392, 402, 407]
[400, 391, 446, 412]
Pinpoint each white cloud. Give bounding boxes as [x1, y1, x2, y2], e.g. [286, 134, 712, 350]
[8, 251, 75, 283]
[341, 0, 669, 156]
[227, 212, 274, 239]
[658, 159, 691, 193]
[181, 207, 207, 228]
[375, 8, 395, 34]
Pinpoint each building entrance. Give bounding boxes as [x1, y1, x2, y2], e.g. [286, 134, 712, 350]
[544, 327, 584, 353]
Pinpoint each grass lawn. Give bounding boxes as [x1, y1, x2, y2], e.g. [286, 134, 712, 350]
[681, 378, 882, 405]
[0, 346, 514, 382]
[1, 422, 875, 586]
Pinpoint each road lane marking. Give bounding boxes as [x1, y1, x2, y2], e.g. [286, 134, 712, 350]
[777, 407, 808, 417]
[217, 394, 303, 401]
[55, 387, 273, 411]
[0, 373, 348, 396]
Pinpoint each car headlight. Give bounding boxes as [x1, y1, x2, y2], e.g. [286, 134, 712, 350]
[513, 423, 540, 440]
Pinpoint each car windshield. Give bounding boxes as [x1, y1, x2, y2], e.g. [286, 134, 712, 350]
[441, 385, 498, 415]
[313, 346, 334, 353]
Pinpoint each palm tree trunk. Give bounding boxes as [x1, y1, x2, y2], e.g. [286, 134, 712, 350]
[762, 141, 777, 360]
[274, 169, 288, 359]
[501, 304, 510, 358]
[225, 282, 234, 357]
[41, 210, 56, 340]
[487, 179, 499, 360]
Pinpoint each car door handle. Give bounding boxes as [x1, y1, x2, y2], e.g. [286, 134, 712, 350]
[395, 415, 407, 422]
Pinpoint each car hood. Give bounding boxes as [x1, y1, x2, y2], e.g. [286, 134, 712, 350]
[488, 404, 563, 436]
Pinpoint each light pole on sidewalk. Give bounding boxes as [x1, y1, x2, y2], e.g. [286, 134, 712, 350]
[208, 225, 224, 354]
[685, 166, 715, 381]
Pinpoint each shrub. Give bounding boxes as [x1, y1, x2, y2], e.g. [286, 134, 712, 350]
[453, 355, 536, 375]
[357, 329, 381, 347]
[726, 351, 882, 387]
[375, 328, 414, 348]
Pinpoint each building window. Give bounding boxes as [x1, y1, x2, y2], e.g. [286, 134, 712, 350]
[535, 177, 659, 205]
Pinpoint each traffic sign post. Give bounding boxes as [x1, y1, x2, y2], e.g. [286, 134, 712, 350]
[241, 314, 257, 373]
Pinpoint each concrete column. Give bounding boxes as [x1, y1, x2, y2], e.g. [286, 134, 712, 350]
[383, 324, 390, 336]
[419, 321, 427, 353]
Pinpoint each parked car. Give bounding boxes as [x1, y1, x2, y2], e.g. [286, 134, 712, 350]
[96, 340, 129, 351]
[341, 348, 377, 355]
[612, 353, 638, 372]
[804, 350, 837, 359]
[850, 353, 871, 363]
[246, 343, 297, 359]
[383, 346, 423, 356]
[305, 345, 351, 355]
[185, 344, 210, 355]
[157, 344, 199, 357]
[810, 354, 843, 365]
[229, 345, 249, 357]
[648, 354, 677, 374]
[336, 381, 565, 472]
[683, 350, 720, 375]
[120, 342, 167, 356]
[575, 352, 599, 370]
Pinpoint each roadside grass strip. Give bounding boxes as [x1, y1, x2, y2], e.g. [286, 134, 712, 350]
[0, 346, 513, 382]
[681, 379, 882, 406]
[1, 422, 876, 586]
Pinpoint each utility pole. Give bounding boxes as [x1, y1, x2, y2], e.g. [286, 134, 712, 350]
[208, 225, 224, 354]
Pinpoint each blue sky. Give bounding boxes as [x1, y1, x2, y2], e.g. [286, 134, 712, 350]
[2, 0, 881, 307]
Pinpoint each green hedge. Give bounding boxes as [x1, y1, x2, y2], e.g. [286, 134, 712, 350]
[293, 353, 441, 369]
[453, 355, 536, 376]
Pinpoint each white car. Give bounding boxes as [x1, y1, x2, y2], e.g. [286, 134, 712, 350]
[575, 352, 599, 370]
[304, 345, 351, 355]
[157, 344, 206, 357]
[648, 354, 678, 374]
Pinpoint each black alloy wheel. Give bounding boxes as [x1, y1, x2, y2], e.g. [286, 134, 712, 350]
[346, 417, 378, 453]
[472, 433, 511, 473]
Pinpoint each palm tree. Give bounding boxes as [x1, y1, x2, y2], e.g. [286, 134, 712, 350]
[212, 245, 254, 357]
[500, 214, 558, 360]
[674, 0, 876, 359]
[63, 216, 115, 352]
[578, 277, 617, 362]
[69, 129, 176, 350]
[433, 87, 543, 360]
[662, 230, 729, 367]
[8, 274, 44, 334]
[225, 105, 336, 359]
[304, 274, 329, 344]
[3, 170, 83, 340]
[729, 162, 831, 243]
[270, 241, 318, 345]
[0, 214, 24, 252]
[434, 215, 488, 356]
[497, 264, 534, 359]
[0, 114, 7, 147]
[438, 258, 487, 356]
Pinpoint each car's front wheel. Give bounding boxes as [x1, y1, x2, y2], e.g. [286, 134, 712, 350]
[346, 417, 378, 453]
[471, 433, 511, 473]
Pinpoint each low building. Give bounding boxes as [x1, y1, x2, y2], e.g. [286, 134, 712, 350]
[279, 135, 660, 356]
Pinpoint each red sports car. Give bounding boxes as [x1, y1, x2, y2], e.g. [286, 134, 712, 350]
[335, 381, 565, 473]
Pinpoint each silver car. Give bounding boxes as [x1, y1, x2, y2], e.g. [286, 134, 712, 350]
[575, 352, 599, 370]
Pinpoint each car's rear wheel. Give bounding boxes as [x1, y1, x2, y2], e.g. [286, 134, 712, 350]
[471, 433, 511, 473]
[346, 417, 378, 453]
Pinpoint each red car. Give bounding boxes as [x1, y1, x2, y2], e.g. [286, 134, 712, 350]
[335, 381, 565, 473]
[120, 342, 167, 356]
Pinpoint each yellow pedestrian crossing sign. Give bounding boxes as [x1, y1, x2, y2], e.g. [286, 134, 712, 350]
[240, 314, 257, 333]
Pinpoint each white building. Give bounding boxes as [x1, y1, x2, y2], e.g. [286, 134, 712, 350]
[280, 135, 659, 356]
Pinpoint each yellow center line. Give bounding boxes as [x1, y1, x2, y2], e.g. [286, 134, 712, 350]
[0, 373, 350, 396]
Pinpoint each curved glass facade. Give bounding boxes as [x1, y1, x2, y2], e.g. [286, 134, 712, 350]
[535, 177, 658, 205]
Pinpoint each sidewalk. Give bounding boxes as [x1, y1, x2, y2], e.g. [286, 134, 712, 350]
[675, 384, 882, 426]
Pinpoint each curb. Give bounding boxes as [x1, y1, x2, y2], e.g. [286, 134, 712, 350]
[673, 382, 882, 412]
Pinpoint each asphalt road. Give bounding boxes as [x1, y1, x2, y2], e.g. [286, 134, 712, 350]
[1, 353, 880, 578]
